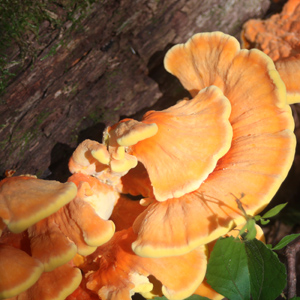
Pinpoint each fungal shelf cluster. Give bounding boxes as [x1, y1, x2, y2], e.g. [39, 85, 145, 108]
[0, 28, 298, 300]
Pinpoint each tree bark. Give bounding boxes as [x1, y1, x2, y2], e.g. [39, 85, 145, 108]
[0, 0, 270, 180]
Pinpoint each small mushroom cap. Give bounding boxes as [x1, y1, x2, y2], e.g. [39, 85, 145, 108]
[110, 153, 138, 174]
[129, 85, 232, 202]
[241, 0, 300, 104]
[28, 217, 78, 272]
[83, 228, 207, 300]
[0, 244, 44, 299]
[111, 119, 158, 147]
[49, 174, 116, 255]
[0, 176, 77, 233]
[69, 139, 110, 175]
[14, 264, 82, 300]
[132, 32, 296, 258]
[69, 173, 119, 220]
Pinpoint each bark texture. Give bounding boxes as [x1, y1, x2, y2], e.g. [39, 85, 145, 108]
[0, 0, 270, 179]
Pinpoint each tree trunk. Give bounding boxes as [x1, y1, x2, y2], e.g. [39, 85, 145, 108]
[0, 0, 270, 180]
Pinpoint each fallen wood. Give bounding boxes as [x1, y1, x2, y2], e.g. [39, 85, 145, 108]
[0, 0, 270, 179]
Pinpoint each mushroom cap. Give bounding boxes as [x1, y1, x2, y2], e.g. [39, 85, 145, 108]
[13, 264, 82, 300]
[28, 217, 78, 272]
[125, 85, 232, 201]
[82, 228, 207, 300]
[45, 173, 116, 256]
[69, 138, 137, 186]
[132, 32, 296, 258]
[69, 139, 110, 176]
[111, 119, 158, 147]
[0, 176, 77, 233]
[0, 243, 44, 299]
[103, 119, 159, 177]
[241, 0, 300, 104]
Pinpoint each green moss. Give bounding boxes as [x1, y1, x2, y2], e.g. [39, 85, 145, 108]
[0, 0, 96, 94]
[70, 116, 86, 143]
[88, 110, 103, 123]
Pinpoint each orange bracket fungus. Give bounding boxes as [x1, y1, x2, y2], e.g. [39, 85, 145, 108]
[0, 244, 43, 299]
[0, 172, 117, 299]
[120, 86, 233, 202]
[15, 264, 82, 300]
[78, 228, 207, 300]
[0, 176, 77, 234]
[241, 0, 300, 104]
[128, 31, 296, 258]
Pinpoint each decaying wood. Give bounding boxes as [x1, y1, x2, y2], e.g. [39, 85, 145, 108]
[0, 0, 270, 179]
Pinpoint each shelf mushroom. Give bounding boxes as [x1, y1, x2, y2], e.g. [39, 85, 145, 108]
[109, 86, 232, 202]
[27, 173, 118, 270]
[0, 172, 118, 299]
[113, 32, 296, 258]
[4, 263, 82, 300]
[75, 228, 207, 300]
[241, 0, 300, 104]
[0, 176, 77, 234]
[0, 244, 43, 299]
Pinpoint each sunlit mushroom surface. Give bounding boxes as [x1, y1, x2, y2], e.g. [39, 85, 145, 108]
[128, 32, 296, 258]
[77, 228, 207, 300]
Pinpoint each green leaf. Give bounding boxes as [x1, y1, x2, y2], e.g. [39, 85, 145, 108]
[245, 239, 286, 300]
[238, 219, 256, 241]
[259, 219, 270, 225]
[238, 222, 248, 238]
[272, 233, 300, 250]
[262, 203, 287, 219]
[289, 297, 300, 300]
[206, 237, 250, 300]
[254, 215, 261, 221]
[245, 219, 257, 240]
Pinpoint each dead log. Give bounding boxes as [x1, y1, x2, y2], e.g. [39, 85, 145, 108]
[0, 0, 270, 180]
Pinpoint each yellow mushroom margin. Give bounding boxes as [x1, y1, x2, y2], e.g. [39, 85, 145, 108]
[118, 85, 233, 202]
